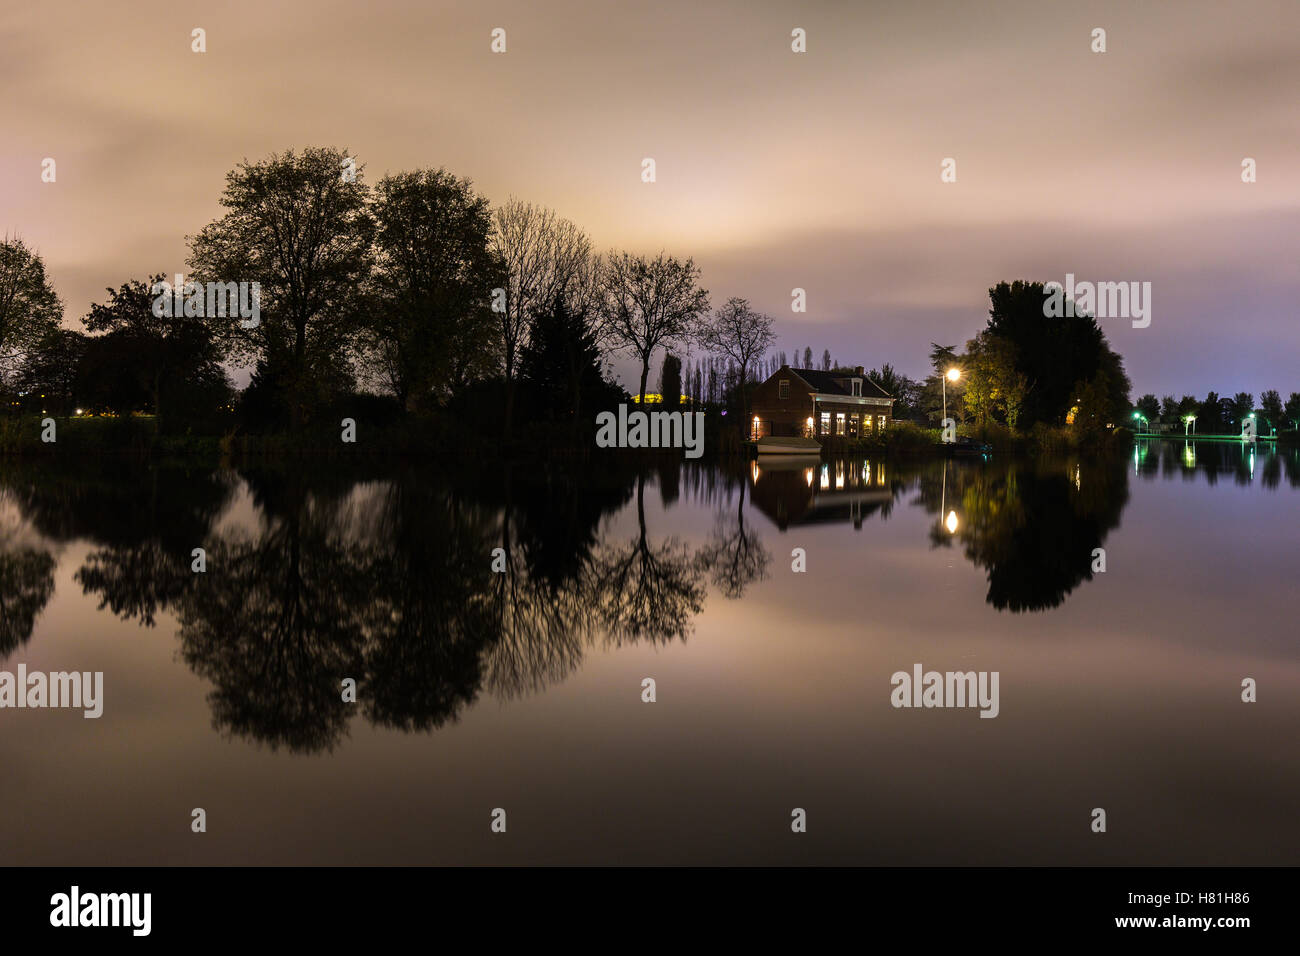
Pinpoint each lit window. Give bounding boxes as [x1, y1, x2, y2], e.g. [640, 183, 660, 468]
[820, 412, 830, 434]
[836, 413, 845, 435]
[877, 415, 887, 431]
[849, 413, 859, 436]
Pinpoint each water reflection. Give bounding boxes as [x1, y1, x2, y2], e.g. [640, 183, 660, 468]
[2, 438, 1298, 752]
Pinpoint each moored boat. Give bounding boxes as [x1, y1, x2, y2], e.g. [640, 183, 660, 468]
[755, 436, 823, 455]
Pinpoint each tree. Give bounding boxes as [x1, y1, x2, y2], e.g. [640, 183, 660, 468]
[1136, 394, 1160, 422]
[1198, 392, 1223, 433]
[929, 342, 958, 375]
[15, 328, 85, 415]
[519, 293, 614, 432]
[1230, 392, 1254, 427]
[490, 199, 593, 435]
[188, 147, 373, 424]
[0, 236, 63, 386]
[821, 348, 831, 371]
[696, 297, 774, 421]
[866, 364, 921, 420]
[597, 251, 709, 405]
[803, 346, 812, 369]
[1284, 392, 1300, 431]
[1259, 390, 1283, 435]
[81, 275, 230, 423]
[659, 353, 682, 409]
[1072, 367, 1116, 443]
[983, 281, 1129, 428]
[364, 169, 500, 412]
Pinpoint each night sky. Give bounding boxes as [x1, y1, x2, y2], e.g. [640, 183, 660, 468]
[3, 0, 1297, 395]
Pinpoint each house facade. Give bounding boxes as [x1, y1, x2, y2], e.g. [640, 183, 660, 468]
[749, 365, 894, 440]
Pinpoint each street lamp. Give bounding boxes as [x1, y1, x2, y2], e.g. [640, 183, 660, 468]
[1182, 414, 1196, 437]
[942, 367, 960, 431]
[1132, 411, 1146, 435]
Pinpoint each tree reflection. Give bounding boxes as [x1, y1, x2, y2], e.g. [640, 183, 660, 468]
[0, 542, 55, 658]
[921, 457, 1127, 612]
[696, 476, 770, 599]
[591, 473, 708, 646]
[176, 475, 372, 753]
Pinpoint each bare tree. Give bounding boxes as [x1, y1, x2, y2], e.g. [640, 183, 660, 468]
[696, 296, 775, 420]
[490, 199, 592, 435]
[598, 251, 709, 405]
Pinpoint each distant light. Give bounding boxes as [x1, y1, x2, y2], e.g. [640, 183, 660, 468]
[75, 408, 83, 415]
[945, 510, 959, 534]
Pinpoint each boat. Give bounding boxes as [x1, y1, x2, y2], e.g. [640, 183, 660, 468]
[755, 436, 823, 455]
[938, 436, 992, 457]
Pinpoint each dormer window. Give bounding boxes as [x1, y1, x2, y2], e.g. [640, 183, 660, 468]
[851, 379, 861, 396]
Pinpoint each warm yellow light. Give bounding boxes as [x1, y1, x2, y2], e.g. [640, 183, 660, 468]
[946, 368, 960, 382]
[945, 510, 959, 533]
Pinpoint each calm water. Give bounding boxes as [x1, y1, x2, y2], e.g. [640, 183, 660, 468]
[1, 439, 1296, 865]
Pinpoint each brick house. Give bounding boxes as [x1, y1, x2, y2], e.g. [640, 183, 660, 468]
[748, 365, 894, 440]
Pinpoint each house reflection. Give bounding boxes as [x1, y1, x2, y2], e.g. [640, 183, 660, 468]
[747, 455, 894, 530]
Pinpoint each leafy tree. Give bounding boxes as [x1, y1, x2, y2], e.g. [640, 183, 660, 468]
[983, 281, 1130, 428]
[961, 332, 1028, 429]
[188, 147, 373, 424]
[1135, 394, 1160, 422]
[1198, 392, 1223, 433]
[15, 329, 86, 415]
[1259, 390, 1283, 434]
[0, 236, 63, 385]
[866, 364, 921, 420]
[1230, 392, 1254, 426]
[802, 346, 812, 369]
[1073, 368, 1116, 443]
[1284, 392, 1300, 431]
[597, 251, 709, 405]
[928, 342, 958, 375]
[81, 275, 231, 423]
[364, 169, 500, 412]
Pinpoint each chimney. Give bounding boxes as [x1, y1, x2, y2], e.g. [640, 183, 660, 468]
[855, 366, 864, 376]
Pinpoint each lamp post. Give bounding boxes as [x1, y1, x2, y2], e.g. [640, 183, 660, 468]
[1133, 411, 1148, 435]
[942, 367, 960, 431]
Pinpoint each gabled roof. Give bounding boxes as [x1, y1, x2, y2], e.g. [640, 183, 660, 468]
[786, 367, 892, 399]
